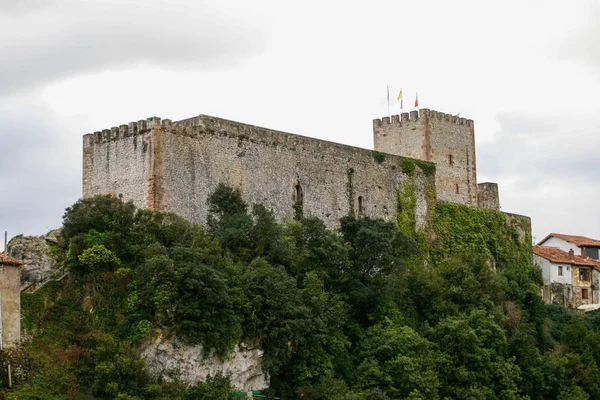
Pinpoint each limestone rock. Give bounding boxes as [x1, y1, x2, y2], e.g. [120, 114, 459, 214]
[140, 334, 268, 392]
[7, 229, 60, 286]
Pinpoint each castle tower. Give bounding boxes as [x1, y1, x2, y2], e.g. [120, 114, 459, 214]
[373, 109, 478, 206]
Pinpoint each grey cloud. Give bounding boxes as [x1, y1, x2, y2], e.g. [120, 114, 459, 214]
[560, 4, 600, 71]
[0, 0, 52, 14]
[478, 112, 600, 189]
[478, 111, 600, 240]
[0, 105, 81, 239]
[0, 0, 267, 96]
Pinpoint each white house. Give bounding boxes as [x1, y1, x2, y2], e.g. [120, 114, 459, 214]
[533, 245, 599, 307]
[537, 233, 600, 261]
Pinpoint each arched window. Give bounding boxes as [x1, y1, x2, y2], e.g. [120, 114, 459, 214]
[295, 184, 303, 205]
[358, 196, 365, 216]
[293, 183, 304, 220]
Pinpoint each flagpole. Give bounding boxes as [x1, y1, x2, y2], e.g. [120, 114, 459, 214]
[387, 84, 390, 118]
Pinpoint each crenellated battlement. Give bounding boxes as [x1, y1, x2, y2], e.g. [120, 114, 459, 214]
[373, 108, 474, 128]
[85, 117, 168, 144]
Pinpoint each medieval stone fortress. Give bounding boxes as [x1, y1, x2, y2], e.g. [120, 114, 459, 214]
[82, 108, 502, 228]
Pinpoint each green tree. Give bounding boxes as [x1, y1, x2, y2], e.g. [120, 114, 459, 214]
[340, 216, 416, 283]
[62, 195, 136, 263]
[172, 248, 241, 356]
[77, 244, 121, 273]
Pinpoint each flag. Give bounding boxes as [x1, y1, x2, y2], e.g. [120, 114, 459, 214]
[397, 89, 403, 110]
[415, 92, 419, 108]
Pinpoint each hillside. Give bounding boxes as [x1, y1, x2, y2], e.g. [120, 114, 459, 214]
[3, 185, 600, 400]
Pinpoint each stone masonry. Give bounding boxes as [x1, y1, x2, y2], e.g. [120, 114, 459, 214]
[0, 254, 22, 349]
[83, 115, 435, 229]
[477, 182, 500, 211]
[373, 109, 495, 207]
[83, 109, 501, 229]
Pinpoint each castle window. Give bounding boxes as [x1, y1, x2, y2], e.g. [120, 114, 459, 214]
[294, 184, 304, 205]
[558, 265, 563, 276]
[455, 183, 459, 194]
[358, 196, 365, 216]
[293, 183, 304, 220]
[448, 154, 454, 165]
[582, 288, 589, 300]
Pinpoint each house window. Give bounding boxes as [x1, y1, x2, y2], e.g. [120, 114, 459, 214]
[358, 196, 365, 216]
[558, 265, 563, 276]
[580, 268, 590, 282]
[582, 288, 589, 300]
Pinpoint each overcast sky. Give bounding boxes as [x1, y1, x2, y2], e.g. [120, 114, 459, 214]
[1, 0, 599, 249]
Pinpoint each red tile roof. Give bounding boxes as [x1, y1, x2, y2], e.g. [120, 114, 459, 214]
[0, 253, 23, 266]
[533, 245, 600, 268]
[537, 233, 600, 247]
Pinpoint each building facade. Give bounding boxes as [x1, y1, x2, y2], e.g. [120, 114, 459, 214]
[0, 253, 22, 349]
[534, 245, 599, 307]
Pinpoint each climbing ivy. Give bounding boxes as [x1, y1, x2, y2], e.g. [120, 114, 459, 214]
[401, 158, 436, 177]
[414, 160, 436, 177]
[372, 151, 385, 164]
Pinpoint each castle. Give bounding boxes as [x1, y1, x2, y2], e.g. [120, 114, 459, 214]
[82, 109, 502, 229]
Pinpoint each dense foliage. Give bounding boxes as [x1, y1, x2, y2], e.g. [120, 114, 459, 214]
[9, 186, 600, 399]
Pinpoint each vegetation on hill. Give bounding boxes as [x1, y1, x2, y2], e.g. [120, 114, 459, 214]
[4, 185, 600, 399]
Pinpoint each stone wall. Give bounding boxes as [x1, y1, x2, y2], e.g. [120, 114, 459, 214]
[373, 109, 478, 206]
[504, 212, 532, 246]
[478, 182, 500, 210]
[0, 260, 21, 349]
[571, 266, 593, 306]
[162, 116, 433, 228]
[84, 115, 435, 230]
[82, 118, 164, 211]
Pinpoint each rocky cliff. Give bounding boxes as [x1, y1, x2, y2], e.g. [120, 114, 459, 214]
[140, 333, 268, 391]
[7, 230, 60, 287]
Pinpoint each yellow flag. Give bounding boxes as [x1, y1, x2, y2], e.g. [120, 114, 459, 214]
[397, 89, 403, 101]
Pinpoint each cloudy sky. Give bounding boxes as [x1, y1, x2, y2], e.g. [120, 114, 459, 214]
[1, 0, 599, 249]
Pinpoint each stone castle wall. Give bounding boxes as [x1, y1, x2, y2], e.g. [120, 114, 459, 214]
[83, 116, 435, 229]
[83, 119, 163, 211]
[478, 182, 500, 210]
[373, 109, 481, 207]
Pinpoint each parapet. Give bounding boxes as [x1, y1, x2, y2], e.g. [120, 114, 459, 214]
[477, 182, 500, 210]
[84, 117, 166, 144]
[373, 108, 474, 128]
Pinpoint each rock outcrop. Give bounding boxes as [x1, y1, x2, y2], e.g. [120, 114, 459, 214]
[140, 334, 268, 391]
[7, 230, 60, 287]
